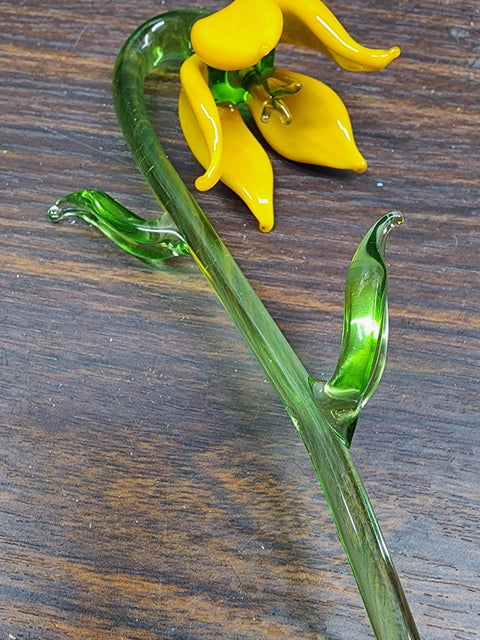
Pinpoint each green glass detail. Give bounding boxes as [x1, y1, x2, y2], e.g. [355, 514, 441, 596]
[236, 48, 276, 93]
[257, 73, 302, 124]
[207, 65, 248, 105]
[312, 211, 404, 447]
[207, 49, 277, 107]
[47, 189, 189, 266]
[48, 10, 420, 640]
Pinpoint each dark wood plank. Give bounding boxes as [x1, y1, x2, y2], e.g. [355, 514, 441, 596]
[1, 1, 479, 639]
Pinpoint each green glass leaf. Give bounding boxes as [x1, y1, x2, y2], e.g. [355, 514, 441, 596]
[313, 211, 404, 446]
[47, 189, 189, 266]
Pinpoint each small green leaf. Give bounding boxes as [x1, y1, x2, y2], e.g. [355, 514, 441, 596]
[48, 189, 189, 267]
[313, 211, 404, 446]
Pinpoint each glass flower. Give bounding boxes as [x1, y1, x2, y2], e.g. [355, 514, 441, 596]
[47, 8, 420, 636]
[179, 0, 400, 231]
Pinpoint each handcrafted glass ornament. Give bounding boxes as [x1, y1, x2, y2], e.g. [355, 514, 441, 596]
[48, 5, 420, 639]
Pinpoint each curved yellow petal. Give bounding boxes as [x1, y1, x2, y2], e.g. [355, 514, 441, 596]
[247, 68, 367, 172]
[191, 0, 283, 71]
[179, 93, 274, 232]
[179, 54, 223, 191]
[276, 0, 400, 72]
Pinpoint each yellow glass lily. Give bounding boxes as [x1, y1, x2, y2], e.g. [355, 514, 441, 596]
[179, 0, 400, 231]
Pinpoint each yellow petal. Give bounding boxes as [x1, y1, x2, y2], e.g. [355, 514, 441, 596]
[179, 54, 223, 191]
[247, 68, 367, 172]
[276, 0, 400, 72]
[179, 93, 274, 232]
[191, 0, 283, 71]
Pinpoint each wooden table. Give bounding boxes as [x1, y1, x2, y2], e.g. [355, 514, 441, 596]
[1, 1, 479, 638]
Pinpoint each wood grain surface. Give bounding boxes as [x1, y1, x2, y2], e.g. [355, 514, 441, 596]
[1, 1, 479, 639]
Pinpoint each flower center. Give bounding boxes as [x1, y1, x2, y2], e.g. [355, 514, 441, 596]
[206, 49, 302, 125]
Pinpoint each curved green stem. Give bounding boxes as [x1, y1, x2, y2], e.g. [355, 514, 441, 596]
[50, 10, 420, 639]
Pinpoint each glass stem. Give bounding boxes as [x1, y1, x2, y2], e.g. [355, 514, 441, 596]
[112, 11, 420, 639]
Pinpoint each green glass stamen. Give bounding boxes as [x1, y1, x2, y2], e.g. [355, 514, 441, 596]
[258, 75, 302, 124]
